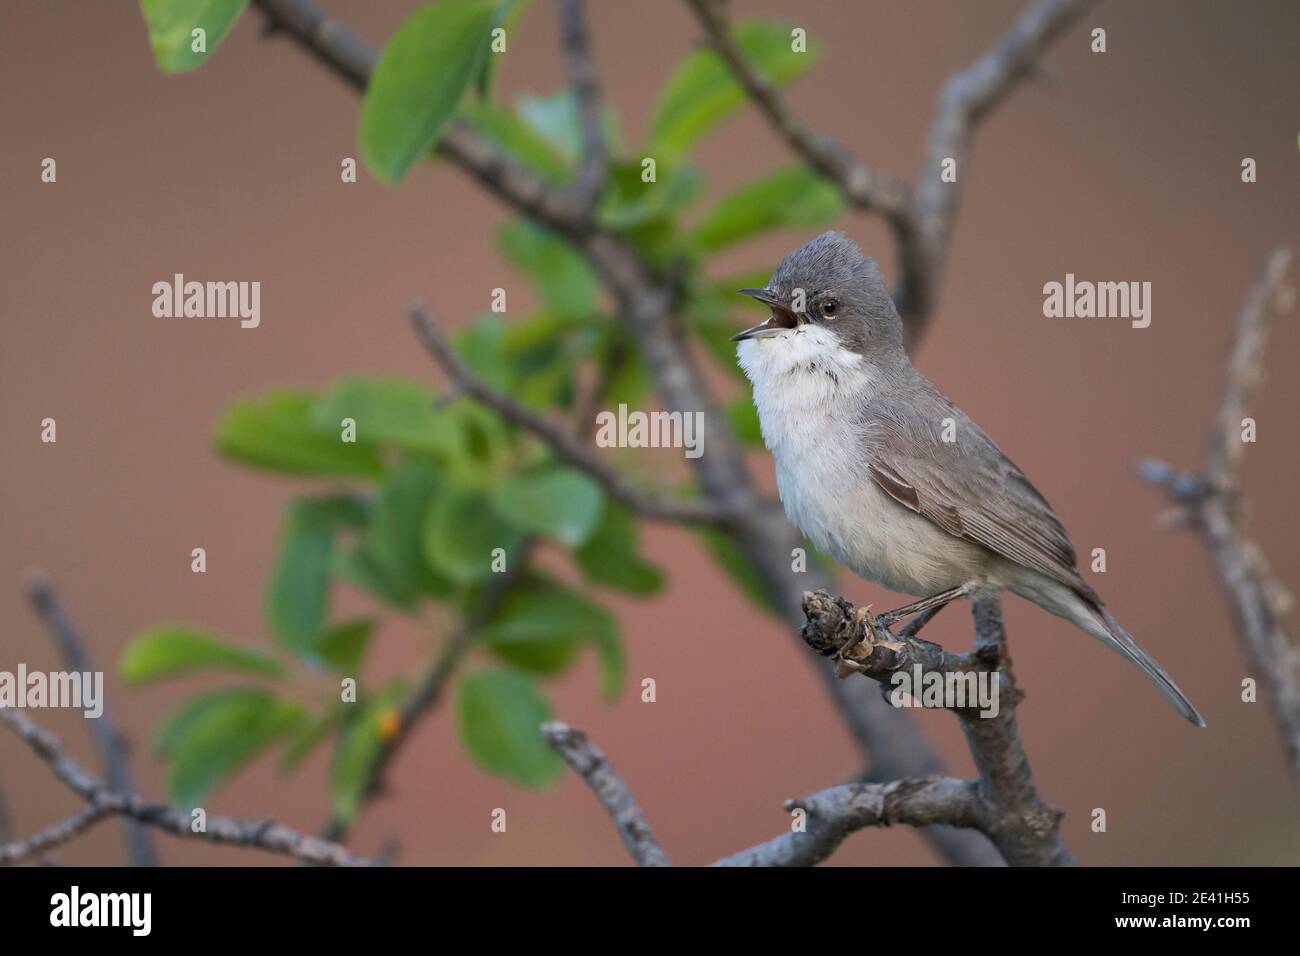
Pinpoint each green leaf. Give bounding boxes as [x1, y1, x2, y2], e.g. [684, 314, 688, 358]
[313, 617, 376, 674]
[330, 683, 405, 824]
[457, 670, 561, 787]
[423, 482, 524, 584]
[139, 0, 249, 73]
[489, 467, 604, 546]
[357, 458, 454, 605]
[700, 527, 781, 616]
[279, 704, 346, 774]
[215, 390, 384, 479]
[574, 505, 665, 596]
[597, 160, 702, 231]
[497, 220, 599, 317]
[156, 689, 302, 806]
[472, 0, 531, 99]
[727, 397, 764, 446]
[267, 498, 353, 651]
[691, 167, 842, 252]
[312, 377, 460, 456]
[650, 21, 818, 164]
[480, 581, 624, 696]
[121, 627, 283, 684]
[360, 0, 498, 184]
[461, 101, 572, 182]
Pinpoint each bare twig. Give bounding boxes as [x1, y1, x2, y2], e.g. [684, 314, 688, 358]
[801, 591, 1075, 866]
[712, 776, 984, 867]
[557, 0, 607, 216]
[408, 303, 731, 527]
[1140, 248, 1298, 782]
[0, 805, 111, 866]
[23, 571, 158, 866]
[541, 722, 669, 866]
[685, 0, 1096, 349]
[0, 708, 375, 866]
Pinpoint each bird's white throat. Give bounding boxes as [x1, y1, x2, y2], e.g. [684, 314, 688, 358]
[737, 324, 874, 446]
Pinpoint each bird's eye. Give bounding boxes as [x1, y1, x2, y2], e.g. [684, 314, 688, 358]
[821, 299, 837, 317]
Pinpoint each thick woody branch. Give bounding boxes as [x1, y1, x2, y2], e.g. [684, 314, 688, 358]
[23, 572, 158, 866]
[557, 0, 608, 217]
[541, 722, 669, 866]
[0, 708, 375, 866]
[409, 303, 731, 527]
[801, 590, 1074, 866]
[1139, 248, 1298, 782]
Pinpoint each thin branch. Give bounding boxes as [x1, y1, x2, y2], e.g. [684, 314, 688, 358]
[321, 538, 537, 843]
[408, 303, 731, 527]
[682, 0, 912, 218]
[801, 590, 1075, 866]
[1140, 247, 1298, 782]
[712, 776, 984, 867]
[0, 708, 375, 866]
[909, 0, 1095, 337]
[557, 0, 608, 216]
[23, 571, 158, 866]
[0, 805, 111, 866]
[541, 722, 669, 866]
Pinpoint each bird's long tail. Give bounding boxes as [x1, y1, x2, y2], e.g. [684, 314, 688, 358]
[1084, 604, 1205, 727]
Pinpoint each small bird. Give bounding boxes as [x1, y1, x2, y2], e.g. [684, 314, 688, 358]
[733, 231, 1204, 726]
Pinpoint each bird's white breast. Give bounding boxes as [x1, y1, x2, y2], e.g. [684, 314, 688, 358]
[737, 326, 982, 596]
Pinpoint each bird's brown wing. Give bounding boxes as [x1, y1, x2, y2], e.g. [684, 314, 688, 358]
[865, 395, 1096, 602]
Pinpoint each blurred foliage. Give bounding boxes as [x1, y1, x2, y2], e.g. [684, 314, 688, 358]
[130, 0, 842, 814]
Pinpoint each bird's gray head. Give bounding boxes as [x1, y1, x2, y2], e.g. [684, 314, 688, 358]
[731, 231, 904, 360]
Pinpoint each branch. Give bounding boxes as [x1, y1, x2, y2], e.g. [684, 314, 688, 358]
[911, 0, 1095, 333]
[542, 720, 1003, 867]
[541, 722, 669, 866]
[685, 0, 1096, 348]
[801, 591, 1075, 866]
[557, 0, 607, 216]
[0, 806, 110, 866]
[0, 708, 375, 866]
[22, 571, 158, 867]
[712, 776, 984, 867]
[1139, 247, 1298, 782]
[408, 303, 731, 527]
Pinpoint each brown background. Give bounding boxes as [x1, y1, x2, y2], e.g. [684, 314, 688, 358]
[2, 0, 1298, 866]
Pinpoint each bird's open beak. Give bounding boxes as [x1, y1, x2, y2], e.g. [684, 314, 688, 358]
[731, 289, 800, 341]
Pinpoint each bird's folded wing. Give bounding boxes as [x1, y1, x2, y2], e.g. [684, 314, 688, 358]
[868, 438, 1095, 602]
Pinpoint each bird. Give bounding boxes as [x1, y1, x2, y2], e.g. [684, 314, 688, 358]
[732, 230, 1204, 726]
